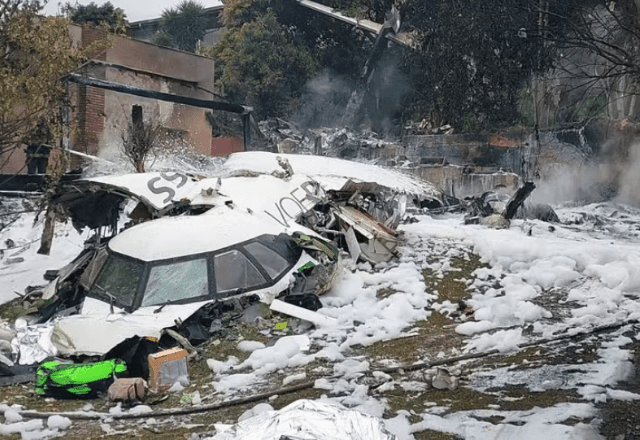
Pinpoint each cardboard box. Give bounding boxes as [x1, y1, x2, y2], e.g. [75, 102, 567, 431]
[148, 347, 189, 392]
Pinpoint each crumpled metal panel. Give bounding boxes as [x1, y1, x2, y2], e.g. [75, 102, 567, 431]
[13, 320, 58, 365]
[207, 399, 397, 440]
[334, 205, 397, 241]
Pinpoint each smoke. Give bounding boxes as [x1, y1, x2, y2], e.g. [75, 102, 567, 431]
[531, 163, 610, 206]
[615, 142, 640, 206]
[290, 70, 353, 130]
[291, 49, 412, 136]
[532, 125, 640, 207]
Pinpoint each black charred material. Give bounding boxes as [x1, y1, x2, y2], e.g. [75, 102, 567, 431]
[66, 75, 251, 115]
[64, 192, 124, 233]
[503, 182, 535, 220]
[341, 7, 398, 128]
[283, 293, 323, 311]
[103, 337, 162, 380]
[516, 203, 560, 223]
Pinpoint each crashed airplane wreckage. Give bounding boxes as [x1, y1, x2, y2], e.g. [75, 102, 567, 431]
[4, 152, 443, 372]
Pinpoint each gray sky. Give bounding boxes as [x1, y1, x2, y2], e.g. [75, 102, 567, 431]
[43, 0, 222, 23]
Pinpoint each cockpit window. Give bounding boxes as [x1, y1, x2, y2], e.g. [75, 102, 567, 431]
[141, 258, 209, 307]
[243, 241, 290, 280]
[90, 255, 143, 309]
[214, 249, 266, 294]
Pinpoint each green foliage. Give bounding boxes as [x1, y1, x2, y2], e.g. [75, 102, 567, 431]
[574, 95, 608, 120]
[160, 0, 207, 52]
[151, 29, 174, 47]
[214, 5, 319, 117]
[62, 1, 127, 33]
[214, 0, 372, 118]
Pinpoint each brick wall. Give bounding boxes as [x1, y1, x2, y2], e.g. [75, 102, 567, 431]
[76, 25, 106, 157]
[79, 85, 105, 156]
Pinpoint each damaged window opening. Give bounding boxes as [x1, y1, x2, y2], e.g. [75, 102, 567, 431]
[243, 242, 290, 279]
[89, 255, 143, 310]
[142, 258, 208, 307]
[214, 250, 266, 294]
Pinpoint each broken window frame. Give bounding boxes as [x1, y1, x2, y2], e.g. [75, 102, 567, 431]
[86, 234, 304, 312]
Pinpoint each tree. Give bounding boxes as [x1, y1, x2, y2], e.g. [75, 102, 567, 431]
[62, 1, 127, 34]
[151, 29, 173, 47]
[160, 0, 207, 52]
[529, 0, 640, 123]
[0, 1, 107, 171]
[120, 106, 161, 172]
[213, 2, 319, 118]
[398, 0, 557, 132]
[210, 0, 381, 120]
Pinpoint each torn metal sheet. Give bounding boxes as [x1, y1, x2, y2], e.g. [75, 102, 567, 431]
[55, 170, 324, 234]
[334, 205, 399, 263]
[209, 399, 397, 440]
[343, 225, 362, 262]
[43, 248, 95, 300]
[13, 320, 58, 365]
[53, 172, 224, 226]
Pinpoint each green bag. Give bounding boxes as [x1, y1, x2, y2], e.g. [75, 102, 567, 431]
[35, 359, 127, 399]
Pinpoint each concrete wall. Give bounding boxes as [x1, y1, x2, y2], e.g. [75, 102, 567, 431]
[403, 132, 529, 174]
[408, 166, 520, 199]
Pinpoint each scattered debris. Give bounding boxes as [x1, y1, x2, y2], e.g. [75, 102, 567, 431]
[148, 347, 189, 393]
[1, 152, 446, 398]
[461, 181, 558, 228]
[108, 378, 147, 402]
[430, 368, 459, 390]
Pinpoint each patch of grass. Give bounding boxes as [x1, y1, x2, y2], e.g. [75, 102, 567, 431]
[414, 430, 463, 440]
[429, 386, 497, 413]
[360, 254, 483, 365]
[423, 254, 484, 304]
[191, 399, 254, 425]
[271, 386, 324, 409]
[498, 385, 581, 411]
[423, 311, 454, 330]
[384, 385, 498, 416]
[473, 414, 505, 424]
[202, 323, 270, 363]
[360, 316, 463, 364]
[0, 297, 38, 324]
[377, 287, 400, 300]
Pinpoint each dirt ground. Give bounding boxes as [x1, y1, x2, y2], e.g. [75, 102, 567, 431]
[1, 238, 638, 439]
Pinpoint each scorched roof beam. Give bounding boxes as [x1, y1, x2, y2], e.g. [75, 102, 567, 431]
[65, 73, 254, 149]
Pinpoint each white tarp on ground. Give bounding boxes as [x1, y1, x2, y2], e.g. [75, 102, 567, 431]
[205, 399, 397, 440]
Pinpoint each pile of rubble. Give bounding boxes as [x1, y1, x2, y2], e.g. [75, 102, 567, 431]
[258, 118, 406, 165]
[0, 152, 446, 403]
